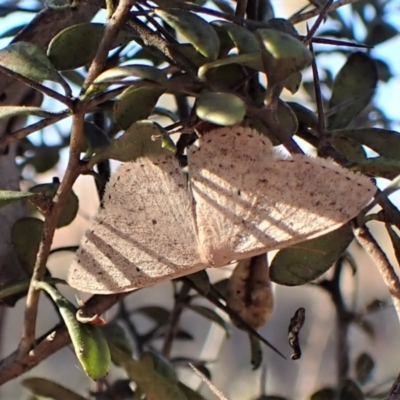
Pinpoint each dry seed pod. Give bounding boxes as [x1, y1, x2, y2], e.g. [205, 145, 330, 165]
[227, 254, 273, 330]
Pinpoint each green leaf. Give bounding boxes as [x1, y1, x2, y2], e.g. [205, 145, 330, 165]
[243, 99, 298, 146]
[350, 157, 400, 180]
[0, 42, 64, 85]
[0, 106, 55, 121]
[211, 21, 259, 54]
[30, 147, 61, 174]
[114, 86, 165, 130]
[109, 344, 186, 400]
[142, 351, 178, 383]
[310, 388, 336, 400]
[196, 90, 246, 126]
[249, 332, 263, 370]
[154, 8, 220, 60]
[11, 217, 43, 274]
[36, 281, 111, 381]
[84, 64, 167, 99]
[47, 23, 138, 71]
[0, 190, 34, 210]
[328, 52, 377, 129]
[270, 224, 354, 286]
[365, 20, 398, 47]
[101, 322, 133, 355]
[29, 182, 79, 228]
[287, 102, 319, 131]
[331, 128, 400, 160]
[187, 304, 230, 337]
[134, 305, 171, 326]
[82, 121, 111, 156]
[331, 135, 367, 163]
[339, 379, 364, 400]
[198, 52, 263, 80]
[94, 121, 175, 163]
[284, 71, 302, 94]
[355, 352, 375, 385]
[256, 29, 312, 85]
[22, 378, 88, 400]
[186, 270, 211, 295]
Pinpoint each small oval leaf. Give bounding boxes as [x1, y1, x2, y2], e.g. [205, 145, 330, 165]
[82, 121, 111, 156]
[29, 182, 79, 228]
[114, 86, 164, 130]
[11, 217, 43, 274]
[36, 281, 111, 380]
[0, 42, 63, 85]
[196, 91, 246, 126]
[187, 304, 230, 337]
[154, 8, 220, 60]
[331, 128, 400, 160]
[85, 64, 167, 99]
[350, 157, 400, 180]
[257, 29, 312, 85]
[211, 21, 259, 54]
[48, 23, 138, 71]
[95, 121, 175, 163]
[328, 52, 377, 129]
[270, 225, 354, 286]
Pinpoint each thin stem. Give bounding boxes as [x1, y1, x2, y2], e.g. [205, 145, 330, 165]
[126, 16, 197, 78]
[304, 0, 334, 45]
[0, 113, 69, 149]
[353, 224, 400, 323]
[161, 282, 191, 358]
[83, 0, 135, 91]
[308, 33, 328, 152]
[235, 0, 247, 20]
[18, 110, 85, 355]
[319, 260, 351, 386]
[0, 66, 73, 108]
[290, 0, 361, 24]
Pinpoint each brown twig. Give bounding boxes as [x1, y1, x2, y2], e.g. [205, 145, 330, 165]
[18, 110, 85, 355]
[83, 0, 135, 91]
[0, 113, 69, 149]
[304, 0, 334, 45]
[290, 0, 361, 24]
[0, 293, 123, 386]
[319, 259, 352, 386]
[0, 66, 73, 107]
[308, 30, 328, 152]
[161, 282, 191, 358]
[353, 224, 400, 322]
[127, 16, 197, 78]
[235, 0, 247, 20]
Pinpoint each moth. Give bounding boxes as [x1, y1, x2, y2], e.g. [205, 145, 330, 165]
[68, 126, 375, 294]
